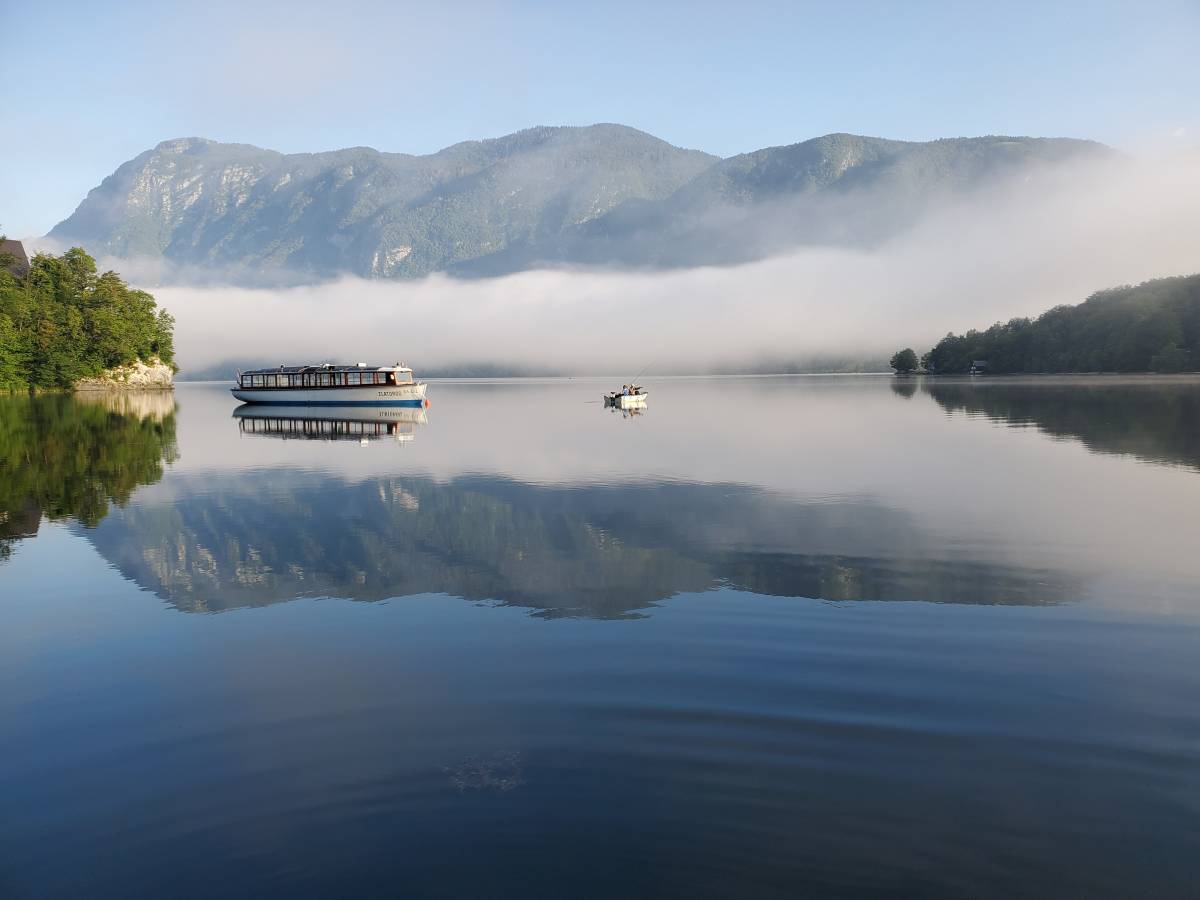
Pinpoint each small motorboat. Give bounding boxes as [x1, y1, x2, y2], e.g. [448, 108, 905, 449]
[604, 384, 649, 409]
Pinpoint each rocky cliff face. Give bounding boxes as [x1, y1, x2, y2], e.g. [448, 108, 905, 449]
[75, 358, 174, 391]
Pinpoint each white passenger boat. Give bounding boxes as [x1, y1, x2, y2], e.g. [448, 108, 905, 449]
[231, 362, 428, 406]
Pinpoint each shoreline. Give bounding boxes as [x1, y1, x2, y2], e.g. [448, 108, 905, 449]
[172, 371, 1200, 385]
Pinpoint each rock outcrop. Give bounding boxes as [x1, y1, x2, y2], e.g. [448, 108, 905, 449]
[75, 358, 174, 391]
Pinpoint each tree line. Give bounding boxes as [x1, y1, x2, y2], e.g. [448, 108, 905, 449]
[891, 273, 1200, 374]
[0, 241, 175, 390]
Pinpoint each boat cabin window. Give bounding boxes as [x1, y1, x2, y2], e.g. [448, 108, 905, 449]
[239, 368, 415, 388]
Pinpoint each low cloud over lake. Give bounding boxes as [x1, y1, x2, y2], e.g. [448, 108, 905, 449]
[124, 151, 1200, 375]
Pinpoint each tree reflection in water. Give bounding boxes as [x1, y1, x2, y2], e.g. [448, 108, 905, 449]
[0, 391, 177, 561]
[924, 376, 1200, 471]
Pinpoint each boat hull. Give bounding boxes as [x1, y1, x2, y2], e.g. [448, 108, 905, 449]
[605, 393, 648, 409]
[231, 383, 428, 406]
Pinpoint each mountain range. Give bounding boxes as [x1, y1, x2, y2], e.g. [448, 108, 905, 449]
[48, 125, 1109, 282]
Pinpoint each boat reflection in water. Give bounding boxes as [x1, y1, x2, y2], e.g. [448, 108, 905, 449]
[233, 404, 428, 443]
[608, 403, 645, 419]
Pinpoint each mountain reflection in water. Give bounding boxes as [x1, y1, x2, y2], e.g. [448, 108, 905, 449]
[1, 376, 1198, 616]
[84, 472, 1077, 615]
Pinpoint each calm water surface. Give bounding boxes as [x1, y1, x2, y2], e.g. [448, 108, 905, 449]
[2, 376, 1199, 898]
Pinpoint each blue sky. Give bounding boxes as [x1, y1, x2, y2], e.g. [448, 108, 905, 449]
[2, 0, 1197, 236]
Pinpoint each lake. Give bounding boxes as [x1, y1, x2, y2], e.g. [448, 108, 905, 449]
[2, 376, 1199, 898]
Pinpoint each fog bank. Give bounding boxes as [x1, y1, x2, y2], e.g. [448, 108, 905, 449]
[150, 152, 1200, 376]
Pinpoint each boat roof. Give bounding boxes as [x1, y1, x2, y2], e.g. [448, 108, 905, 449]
[241, 363, 411, 376]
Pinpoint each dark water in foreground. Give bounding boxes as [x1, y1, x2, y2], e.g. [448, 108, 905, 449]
[2, 376, 1199, 898]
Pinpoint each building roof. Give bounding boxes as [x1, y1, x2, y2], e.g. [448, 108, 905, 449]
[0, 239, 29, 277]
[241, 363, 411, 376]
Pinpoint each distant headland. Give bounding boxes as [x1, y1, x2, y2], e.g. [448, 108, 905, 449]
[892, 273, 1199, 376]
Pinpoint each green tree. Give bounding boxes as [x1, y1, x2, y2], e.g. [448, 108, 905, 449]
[1151, 343, 1190, 373]
[923, 274, 1200, 374]
[890, 348, 919, 374]
[0, 247, 175, 390]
